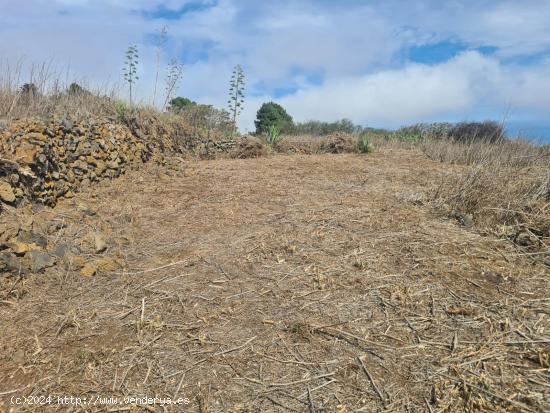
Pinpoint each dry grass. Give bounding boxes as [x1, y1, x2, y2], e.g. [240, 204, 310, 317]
[421, 139, 550, 251]
[0, 150, 548, 412]
[0, 61, 122, 122]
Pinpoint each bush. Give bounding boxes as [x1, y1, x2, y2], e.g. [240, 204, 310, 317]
[67, 83, 91, 96]
[115, 101, 129, 122]
[358, 134, 371, 153]
[168, 97, 196, 113]
[177, 103, 231, 137]
[255, 102, 294, 135]
[264, 124, 283, 149]
[19, 83, 39, 98]
[293, 118, 363, 135]
[449, 121, 505, 143]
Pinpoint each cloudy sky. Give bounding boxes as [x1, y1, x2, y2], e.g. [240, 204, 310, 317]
[1, 0, 550, 138]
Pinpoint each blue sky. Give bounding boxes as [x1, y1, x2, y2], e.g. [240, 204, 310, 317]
[0, 0, 549, 139]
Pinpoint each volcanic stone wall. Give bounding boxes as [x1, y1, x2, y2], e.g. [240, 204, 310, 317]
[0, 118, 154, 207]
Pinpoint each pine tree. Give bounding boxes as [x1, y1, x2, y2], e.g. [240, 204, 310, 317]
[227, 65, 245, 136]
[123, 45, 139, 106]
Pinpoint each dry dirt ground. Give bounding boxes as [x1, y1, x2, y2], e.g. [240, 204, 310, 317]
[0, 149, 549, 412]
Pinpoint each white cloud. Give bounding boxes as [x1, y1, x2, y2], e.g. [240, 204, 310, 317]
[0, 0, 548, 131]
[275, 52, 550, 128]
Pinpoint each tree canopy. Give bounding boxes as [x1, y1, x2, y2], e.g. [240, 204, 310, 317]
[168, 97, 197, 113]
[255, 102, 294, 135]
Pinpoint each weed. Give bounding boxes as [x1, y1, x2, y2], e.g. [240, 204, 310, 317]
[115, 101, 128, 122]
[358, 133, 371, 153]
[264, 124, 283, 149]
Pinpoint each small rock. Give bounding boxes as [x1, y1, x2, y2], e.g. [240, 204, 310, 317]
[27, 251, 56, 272]
[96, 257, 121, 272]
[17, 230, 47, 249]
[93, 232, 107, 254]
[0, 221, 19, 243]
[76, 202, 97, 216]
[0, 181, 16, 203]
[61, 119, 74, 131]
[64, 254, 86, 270]
[53, 243, 71, 258]
[14, 144, 38, 164]
[8, 240, 40, 255]
[80, 263, 97, 277]
[458, 214, 474, 228]
[12, 349, 26, 365]
[0, 251, 21, 273]
[48, 221, 65, 234]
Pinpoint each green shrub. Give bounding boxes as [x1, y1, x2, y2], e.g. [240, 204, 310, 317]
[293, 118, 363, 135]
[396, 133, 423, 142]
[167, 96, 196, 113]
[358, 133, 371, 153]
[264, 124, 283, 149]
[115, 101, 128, 122]
[449, 121, 505, 143]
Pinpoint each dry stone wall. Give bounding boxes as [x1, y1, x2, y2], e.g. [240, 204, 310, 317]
[0, 114, 243, 213]
[0, 118, 154, 208]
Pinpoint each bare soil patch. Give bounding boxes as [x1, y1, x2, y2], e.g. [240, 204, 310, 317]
[1, 149, 548, 412]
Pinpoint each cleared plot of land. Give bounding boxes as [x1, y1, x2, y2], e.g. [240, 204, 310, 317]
[0, 150, 548, 412]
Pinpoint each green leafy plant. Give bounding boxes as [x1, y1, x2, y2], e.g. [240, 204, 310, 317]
[123, 45, 139, 106]
[228, 65, 245, 136]
[358, 133, 371, 153]
[115, 101, 128, 122]
[395, 133, 423, 142]
[265, 124, 283, 149]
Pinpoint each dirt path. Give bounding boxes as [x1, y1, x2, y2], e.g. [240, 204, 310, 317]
[1, 150, 548, 412]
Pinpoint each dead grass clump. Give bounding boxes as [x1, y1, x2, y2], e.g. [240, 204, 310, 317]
[427, 139, 550, 250]
[229, 136, 268, 159]
[421, 138, 549, 167]
[0, 60, 121, 121]
[319, 132, 358, 154]
[122, 108, 202, 154]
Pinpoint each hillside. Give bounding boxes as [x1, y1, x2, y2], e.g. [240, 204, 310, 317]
[0, 145, 548, 412]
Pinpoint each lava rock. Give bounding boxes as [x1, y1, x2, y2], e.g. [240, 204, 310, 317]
[26, 250, 56, 272]
[0, 181, 16, 203]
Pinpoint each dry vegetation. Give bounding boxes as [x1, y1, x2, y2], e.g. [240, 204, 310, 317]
[420, 138, 550, 253]
[276, 133, 360, 155]
[1, 143, 549, 412]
